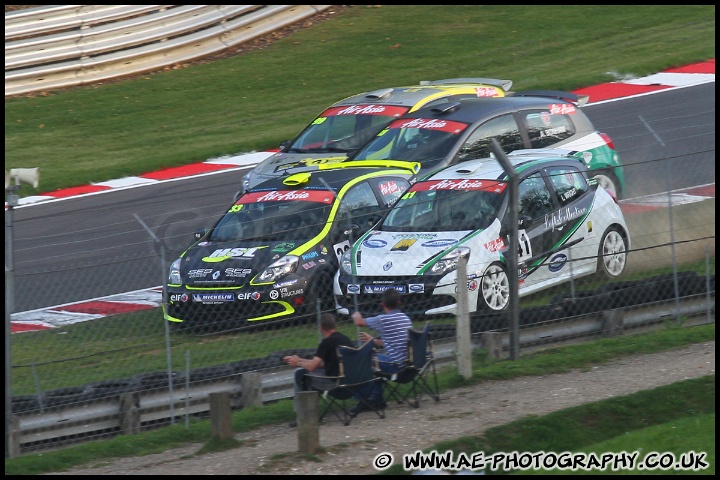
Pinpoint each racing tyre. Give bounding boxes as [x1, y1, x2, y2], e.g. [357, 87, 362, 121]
[597, 227, 628, 279]
[478, 262, 510, 312]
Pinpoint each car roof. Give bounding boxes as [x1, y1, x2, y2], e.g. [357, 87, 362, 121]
[332, 78, 513, 112]
[245, 160, 420, 194]
[399, 92, 589, 124]
[423, 149, 590, 182]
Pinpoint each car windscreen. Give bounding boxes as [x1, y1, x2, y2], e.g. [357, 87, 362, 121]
[288, 104, 409, 154]
[210, 189, 335, 242]
[381, 178, 507, 232]
[351, 117, 469, 166]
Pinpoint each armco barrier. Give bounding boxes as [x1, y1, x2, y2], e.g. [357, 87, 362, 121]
[5, 5, 332, 96]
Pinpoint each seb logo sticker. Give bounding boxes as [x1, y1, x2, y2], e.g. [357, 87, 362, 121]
[225, 268, 252, 277]
[188, 269, 213, 278]
[203, 247, 267, 263]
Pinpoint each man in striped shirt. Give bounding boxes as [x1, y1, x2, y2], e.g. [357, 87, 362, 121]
[352, 288, 413, 375]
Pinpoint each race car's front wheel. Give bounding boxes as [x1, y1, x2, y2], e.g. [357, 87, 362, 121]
[597, 226, 628, 279]
[478, 262, 510, 312]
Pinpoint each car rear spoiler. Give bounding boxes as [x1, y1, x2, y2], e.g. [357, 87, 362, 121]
[419, 77, 513, 92]
[511, 90, 590, 107]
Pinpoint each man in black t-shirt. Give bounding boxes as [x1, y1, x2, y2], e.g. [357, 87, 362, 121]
[283, 313, 354, 425]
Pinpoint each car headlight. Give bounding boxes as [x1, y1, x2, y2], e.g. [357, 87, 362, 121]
[340, 249, 353, 274]
[428, 247, 471, 275]
[168, 258, 182, 285]
[257, 255, 298, 283]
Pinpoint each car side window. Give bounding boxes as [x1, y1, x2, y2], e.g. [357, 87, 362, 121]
[545, 166, 588, 206]
[518, 172, 553, 220]
[455, 114, 523, 162]
[521, 109, 576, 149]
[370, 176, 410, 207]
[336, 181, 384, 237]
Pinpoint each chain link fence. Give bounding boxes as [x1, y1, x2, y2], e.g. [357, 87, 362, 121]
[5, 153, 715, 455]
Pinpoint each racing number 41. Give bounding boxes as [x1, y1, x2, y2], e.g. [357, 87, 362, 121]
[517, 229, 532, 262]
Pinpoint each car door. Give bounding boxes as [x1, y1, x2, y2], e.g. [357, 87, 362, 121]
[331, 176, 411, 261]
[453, 114, 525, 162]
[512, 170, 555, 289]
[541, 164, 595, 276]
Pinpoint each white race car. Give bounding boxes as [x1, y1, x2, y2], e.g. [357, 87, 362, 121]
[334, 149, 630, 318]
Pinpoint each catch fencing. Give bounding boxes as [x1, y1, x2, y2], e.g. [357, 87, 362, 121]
[5, 153, 715, 456]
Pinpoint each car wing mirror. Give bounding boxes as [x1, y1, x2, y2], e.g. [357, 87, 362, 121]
[194, 228, 209, 241]
[343, 224, 360, 236]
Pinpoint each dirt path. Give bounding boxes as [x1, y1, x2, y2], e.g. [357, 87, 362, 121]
[52, 341, 714, 475]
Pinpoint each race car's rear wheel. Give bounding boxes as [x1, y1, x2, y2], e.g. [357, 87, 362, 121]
[597, 226, 628, 279]
[594, 170, 621, 200]
[478, 262, 510, 312]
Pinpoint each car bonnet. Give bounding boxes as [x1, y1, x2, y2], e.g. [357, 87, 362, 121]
[251, 151, 348, 177]
[177, 237, 336, 288]
[350, 227, 499, 277]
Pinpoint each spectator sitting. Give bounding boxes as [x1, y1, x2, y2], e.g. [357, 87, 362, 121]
[350, 288, 413, 414]
[282, 313, 354, 427]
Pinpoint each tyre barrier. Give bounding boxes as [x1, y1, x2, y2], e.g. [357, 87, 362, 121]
[11, 395, 41, 415]
[601, 273, 702, 306]
[428, 324, 457, 340]
[186, 364, 237, 383]
[552, 290, 614, 317]
[519, 304, 568, 325]
[42, 386, 95, 410]
[132, 371, 184, 393]
[471, 304, 570, 333]
[85, 379, 138, 401]
[265, 347, 317, 365]
[229, 357, 278, 374]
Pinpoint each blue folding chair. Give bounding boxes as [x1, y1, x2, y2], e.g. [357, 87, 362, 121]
[377, 323, 440, 408]
[307, 339, 385, 425]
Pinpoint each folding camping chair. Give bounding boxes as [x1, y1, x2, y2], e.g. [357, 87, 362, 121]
[378, 323, 440, 408]
[307, 339, 385, 425]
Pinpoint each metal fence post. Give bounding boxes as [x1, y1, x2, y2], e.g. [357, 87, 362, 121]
[490, 139, 520, 360]
[456, 256, 472, 379]
[133, 213, 175, 424]
[638, 115, 680, 322]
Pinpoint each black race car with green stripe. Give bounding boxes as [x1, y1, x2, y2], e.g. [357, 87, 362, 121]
[164, 161, 419, 332]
